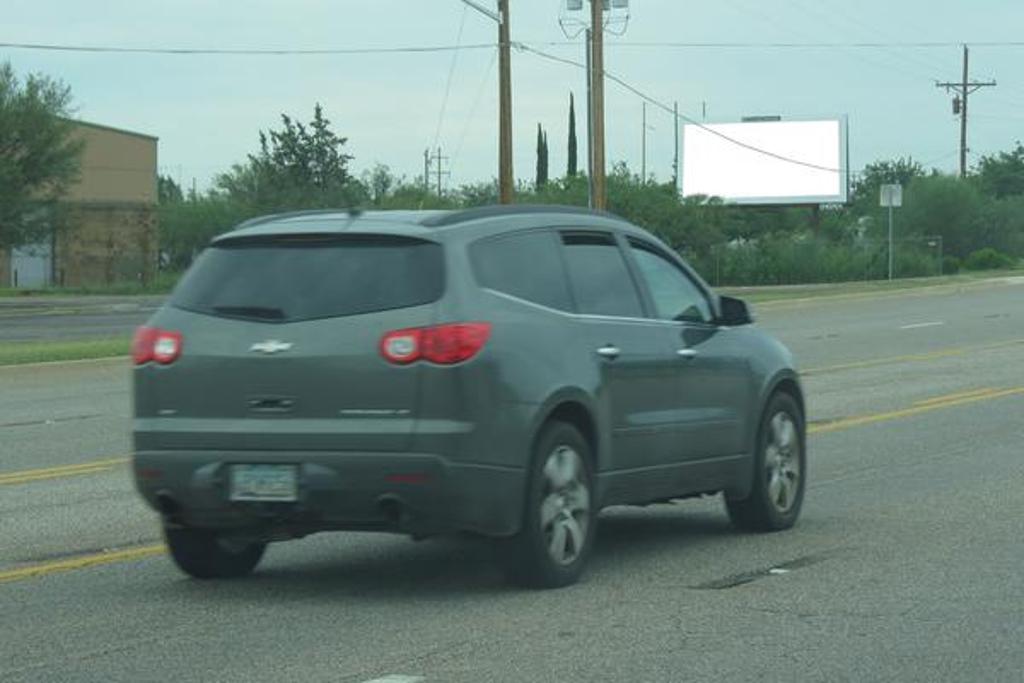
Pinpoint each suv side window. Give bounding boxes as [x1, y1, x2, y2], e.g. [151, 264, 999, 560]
[628, 240, 713, 324]
[561, 232, 644, 318]
[470, 230, 572, 311]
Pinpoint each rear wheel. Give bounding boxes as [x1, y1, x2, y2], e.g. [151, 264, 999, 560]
[503, 422, 596, 589]
[164, 526, 266, 579]
[726, 392, 805, 532]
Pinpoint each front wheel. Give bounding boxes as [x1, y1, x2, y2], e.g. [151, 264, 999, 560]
[502, 421, 596, 589]
[726, 392, 806, 532]
[164, 526, 266, 579]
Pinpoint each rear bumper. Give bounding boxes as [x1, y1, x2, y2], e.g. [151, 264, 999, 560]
[133, 450, 525, 538]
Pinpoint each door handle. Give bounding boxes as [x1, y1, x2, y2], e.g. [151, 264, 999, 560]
[597, 345, 621, 360]
[676, 348, 699, 360]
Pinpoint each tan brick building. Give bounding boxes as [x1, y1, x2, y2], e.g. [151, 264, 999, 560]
[4, 120, 158, 288]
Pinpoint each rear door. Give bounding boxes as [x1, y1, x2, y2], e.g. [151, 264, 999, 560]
[139, 233, 444, 453]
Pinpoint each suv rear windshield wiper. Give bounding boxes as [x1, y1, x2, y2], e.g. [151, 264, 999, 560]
[212, 305, 287, 321]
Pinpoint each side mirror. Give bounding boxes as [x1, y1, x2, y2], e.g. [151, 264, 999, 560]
[718, 295, 754, 326]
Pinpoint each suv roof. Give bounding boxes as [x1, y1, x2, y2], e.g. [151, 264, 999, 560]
[214, 205, 630, 244]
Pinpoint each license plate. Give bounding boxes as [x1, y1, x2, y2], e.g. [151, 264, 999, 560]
[229, 464, 298, 502]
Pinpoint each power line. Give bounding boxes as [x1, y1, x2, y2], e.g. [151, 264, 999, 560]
[0, 41, 497, 55]
[9, 39, 1024, 57]
[8, 38, 1024, 61]
[516, 42, 844, 174]
[538, 40, 1024, 49]
[432, 6, 469, 151]
[452, 47, 499, 167]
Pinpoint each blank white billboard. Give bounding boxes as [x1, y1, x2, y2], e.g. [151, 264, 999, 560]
[682, 119, 848, 205]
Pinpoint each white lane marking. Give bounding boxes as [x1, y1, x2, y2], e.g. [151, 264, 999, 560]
[361, 677, 425, 683]
[899, 321, 946, 330]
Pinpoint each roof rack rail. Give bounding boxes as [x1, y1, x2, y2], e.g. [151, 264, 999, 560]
[420, 204, 620, 228]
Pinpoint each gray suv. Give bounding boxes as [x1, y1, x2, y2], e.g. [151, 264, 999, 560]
[133, 206, 805, 588]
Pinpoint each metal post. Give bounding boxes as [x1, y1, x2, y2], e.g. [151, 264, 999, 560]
[888, 204, 895, 280]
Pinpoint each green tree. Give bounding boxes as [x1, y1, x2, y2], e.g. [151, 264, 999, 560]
[158, 175, 184, 204]
[899, 174, 984, 257]
[158, 195, 255, 271]
[362, 163, 395, 207]
[0, 62, 83, 249]
[567, 93, 578, 177]
[215, 103, 360, 211]
[974, 143, 1024, 199]
[536, 124, 549, 188]
[851, 157, 925, 214]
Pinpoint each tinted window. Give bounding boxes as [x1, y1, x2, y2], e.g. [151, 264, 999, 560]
[561, 233, 643, 317]
[629, 240, 712, 323]
[470, 230, 572, 310]
[172, 235, 444, 322]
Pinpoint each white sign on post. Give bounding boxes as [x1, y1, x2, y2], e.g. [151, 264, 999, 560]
[880, 184, 903, 207]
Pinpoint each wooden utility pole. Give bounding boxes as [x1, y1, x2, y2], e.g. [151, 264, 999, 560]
[641, 101, 646, 184]
[498, 0, 513, 203]
[937, 45, 996, 177]
[585, 28, 594, 208]
[589, 0, 606, 210]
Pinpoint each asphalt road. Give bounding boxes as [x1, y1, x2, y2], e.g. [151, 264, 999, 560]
[1, 278, 1023, 682]
[0, 295, 164, 341]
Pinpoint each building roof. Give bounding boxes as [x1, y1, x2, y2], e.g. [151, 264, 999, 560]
[70, 119, 159, 142]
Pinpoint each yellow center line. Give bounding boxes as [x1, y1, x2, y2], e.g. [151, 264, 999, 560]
[0, 457, 129, 486]
[0, 544, 166, 584]
[802, 338, 1024, 377]
[810, 386, 1024, 435]
[3, 383, 1024, 585]
[913, 387, 998, 407]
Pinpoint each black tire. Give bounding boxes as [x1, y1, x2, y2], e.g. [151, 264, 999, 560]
[726, 391, 806, 532]
[502, 421, 597, 589]
[164, 526, 266, 579]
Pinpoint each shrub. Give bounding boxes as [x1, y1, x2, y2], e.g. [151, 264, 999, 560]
[963, 248, 1017, 271]
[942, 255, 961, 274]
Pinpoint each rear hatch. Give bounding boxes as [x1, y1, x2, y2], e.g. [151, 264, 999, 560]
[136, 233, 444, 452]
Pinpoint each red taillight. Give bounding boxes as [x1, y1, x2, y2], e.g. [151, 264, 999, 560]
[380, 322, 491, 365]
[133, 326, 183, 366]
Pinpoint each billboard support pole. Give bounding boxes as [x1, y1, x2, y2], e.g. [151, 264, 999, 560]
[673, 101, 680, 195]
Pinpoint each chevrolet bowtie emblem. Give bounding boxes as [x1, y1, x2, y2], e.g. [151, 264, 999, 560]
[250, 340, 293, 354]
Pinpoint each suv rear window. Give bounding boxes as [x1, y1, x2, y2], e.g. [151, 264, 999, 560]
[171, 235, 444, 322]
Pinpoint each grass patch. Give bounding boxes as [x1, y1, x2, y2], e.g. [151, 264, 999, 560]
[0, 271, 181, 298]
[0, 338, 129, 366]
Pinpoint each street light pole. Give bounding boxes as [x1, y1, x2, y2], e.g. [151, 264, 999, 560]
[589, 0, 606, 210]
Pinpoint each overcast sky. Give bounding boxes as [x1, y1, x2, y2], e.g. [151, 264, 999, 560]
[4, 1, 1024, 193]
